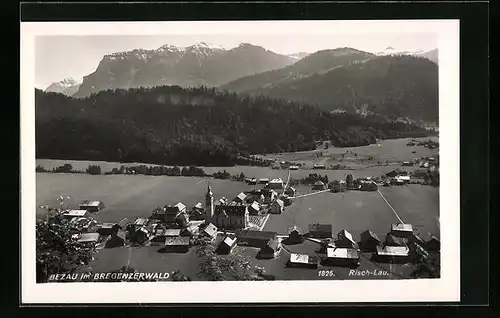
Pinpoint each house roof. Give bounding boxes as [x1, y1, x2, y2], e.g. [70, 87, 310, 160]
[391, 223, 413, 232]
[220, 235, 237, 247]
[308, 223, 332, 232]
[314, 181, 325, 186]
[289, 253, 314, 264]
[77, 232, 100, 243]
[236, 229, 277, 240]
[361, 230, 380, 242]
[234, 192, 247, 201]
[273, 199, 284, 208]
[338, 229, 355, 243]
[165, 236, 190, 246]
[264, 239, 280, 251]
[249, 201, 260, 211]
[114, 229, 126, 240]
[174, 202, 186, 211]
[100, 222, 118, 229]
[203, 223, 218, 237]
[134, 218, 148, 226]
[269, 178, 283, 184]
[80, 200, 102, 207]
[327, 248, 359, 259]
[376, 246, 409, 257]
[194, 202, 203, 209]
[165, 229, 181, 237]
[259, 178, 269, 182]
[65, 210, 88, 217]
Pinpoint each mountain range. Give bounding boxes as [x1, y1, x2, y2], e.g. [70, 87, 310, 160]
[43, 42, 438, 122]
[44, 78, 81, 96]
[71, 42, 297, 98]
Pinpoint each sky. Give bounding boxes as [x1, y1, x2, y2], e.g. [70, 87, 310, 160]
[35, 33, 437, 89]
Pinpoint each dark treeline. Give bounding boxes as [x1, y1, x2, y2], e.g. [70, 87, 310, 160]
[36, 86, 430, 166]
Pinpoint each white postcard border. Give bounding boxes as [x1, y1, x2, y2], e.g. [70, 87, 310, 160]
[21, 20, 460, 303]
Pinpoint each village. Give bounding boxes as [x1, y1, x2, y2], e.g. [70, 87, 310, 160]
[52, 153, 440, 280]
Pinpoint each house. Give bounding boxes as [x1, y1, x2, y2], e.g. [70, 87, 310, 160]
[77, 232, 100, 246]
[395, 175, 411, 184]
[391, 223, 414, 238]
[286, 253, 318, 269]
[308, 223, 332, 238]
[359, 230, 381, 252]
[284, 187, 296, 196]
[402, 161, 413, 166]
[360, 180, 378, 191]
[150, 207, 166, 221]
[213, 203, 249, 229]
[313, 164, 326, 170]
[133, 218, 148, 228]
[163, 236, 190, 253]
[150, 228, 168, 246]
[248, 178, 257, 185]
[258, 239, 281, 259]
[216, 235, 237, 254]
[96, 222, 122, 236]
[63, 210, 90, 219]
[312, 181, 326, 190]
[105, 229, 126, 248]
[233, 192, 247, 204]
[248, 201, 261, 216]
[268, 178, 284, 190]
[407, 233, 426, 247]
[133, 227, 151, 244]
[190, 202, 205, 220]
[164, 202, 189, 224]
[385, 234, 408, 247]
[200, 223, 218, 242]
[235, 229, 278, 248]
[165, 229, 181, 237]
[79, 200, 105, 213]
[335, 230, 358, 249]
[326, 248, 360, 267]
[289, 165, 299, 170]
[375, 245, 410, 263]
[282, 196, 292, 206]
[259, 178, 269, 185]
[287, 227, 304, 244]
[262, 189, 278, 204]
[269, 199, 284, 214]
[425, 234, 441, 251]
[331, 180, 346, 193]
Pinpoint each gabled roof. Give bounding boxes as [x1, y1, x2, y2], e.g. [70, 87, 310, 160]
[234, 192, 247, 201]
[194, 202, 203, 209]
[249, 201, 260, 211]
[165, 229, 181, 237]
[361, 230, 380, 242]
[203, 223, 218, 237]
[77, 232, 100, 243]
[174, 202, 186, 211]
[269, 178, 283, 184]
[338, 229, 355, 243]
[134, 218, 148, 226]
[314, 181, 325, 186]
[220, 235, 237, 247]
[114, 229, 126, 240]
[391, 223, 413, 232]
[327, 247, 359, 259]
[80, 200, 102, 207]
[165, 236, 190, 246]
[236, 229, 277, 240]
[289, 253, 312, 264]
[65, 210, 88, 217]
[376, 245, 409, 256]
[385, 234, 407, 247]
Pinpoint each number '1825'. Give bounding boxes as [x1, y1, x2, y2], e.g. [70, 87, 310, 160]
[318, 270, 335, 277]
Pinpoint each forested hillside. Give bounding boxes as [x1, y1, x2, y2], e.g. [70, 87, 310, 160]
[36, 86, 430, 166]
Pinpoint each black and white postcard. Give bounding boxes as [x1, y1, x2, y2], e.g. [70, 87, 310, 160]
[21, 19, 460, 303]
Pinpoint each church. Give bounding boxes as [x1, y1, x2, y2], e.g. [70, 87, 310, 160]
[204, 183, 249, 230]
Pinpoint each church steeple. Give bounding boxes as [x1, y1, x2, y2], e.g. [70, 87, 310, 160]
[205, 181, 214, 224]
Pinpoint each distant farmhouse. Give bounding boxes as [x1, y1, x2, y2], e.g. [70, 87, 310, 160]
[79, 200, 105, 213]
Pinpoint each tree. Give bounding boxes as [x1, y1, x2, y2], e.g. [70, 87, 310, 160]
[36, 204, 96, 283]
[346, 174, 354, 188]
[196, 241, 271, 281]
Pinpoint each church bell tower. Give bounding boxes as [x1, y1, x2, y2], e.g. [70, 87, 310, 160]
[205, 182, 214, 224]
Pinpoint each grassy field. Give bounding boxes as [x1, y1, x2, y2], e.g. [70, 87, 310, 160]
[35, 136, 439, 280]
[264, 185, 439, 239]
[36, 173, 257, 223]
